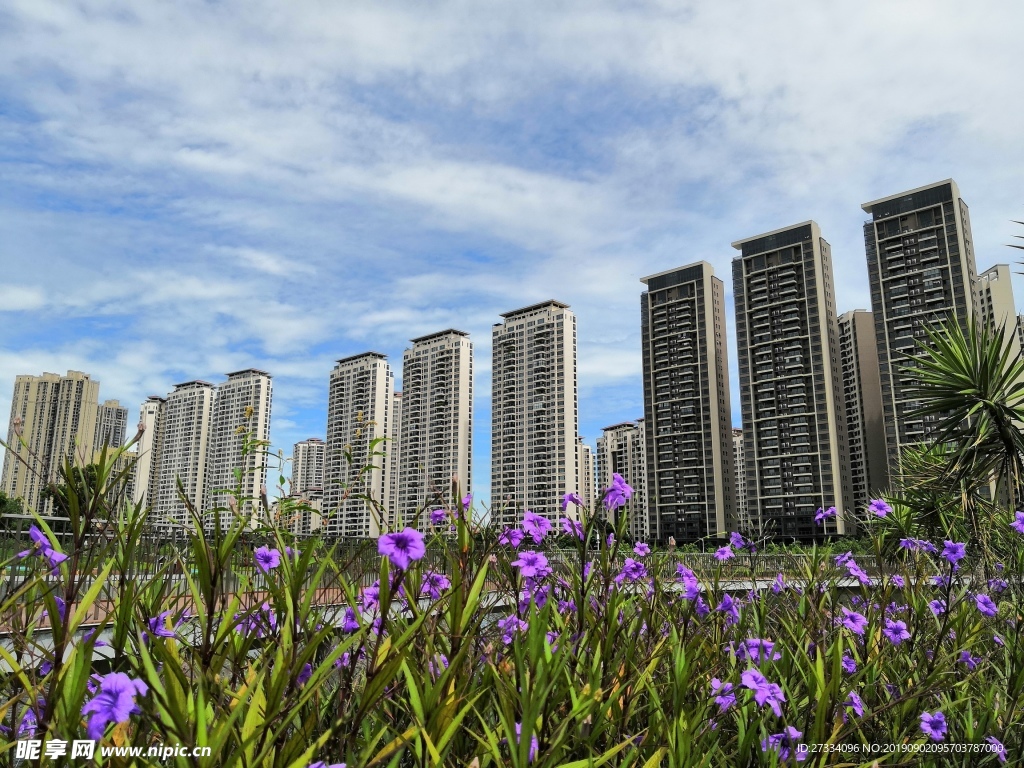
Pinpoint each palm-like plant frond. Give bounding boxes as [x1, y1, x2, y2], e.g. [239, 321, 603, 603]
[904, 317, 1024, 509]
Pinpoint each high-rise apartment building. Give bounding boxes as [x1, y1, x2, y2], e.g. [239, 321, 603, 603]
[387, 392, 402, 518]
[324, 353, 395, 538]
[133, 396, 166, 507]
[2, 371, 99, 516]
[733, 222, 852, 539]
[292, 438, 325, 496]
[862, 180, 977, 476]
[732, 428, 749, 530]
[576, 437, 596, 510]
[94, 399, 129, 450]
[640, 262, 734, 543]
[838, 310, 888, 518]
[491, 301, 579, 528]
[975, 265, 1021, 359]
[596, 421, 648, 539]
[397, 330, 473, 521]
[203, 370, 273, 530]
[150, 381, 215, 530]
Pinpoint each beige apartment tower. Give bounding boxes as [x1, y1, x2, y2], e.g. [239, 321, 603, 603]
[732, 428, 749, 530]
[133, 396, 166, 508]
[491, 301, 579, 528]
[150, 381, 215, 530]
[838, 310, 888, 518]
[975, 265, 1021, 359]
[94, 399, 129, 450]
[862, 180, 977, 477]
[733, 222, 852, 539]
[397, 330, 473, 521]
[203, 370, 273, 530]
[576, 436, 596, 511]
[596, 421, 648, 539]
[641, 262, 734, 543]
[324, 353, 395, 538]
[292, 438, 326, 496]
[2, 371, 100, 516]
[387, 392, 402, 517]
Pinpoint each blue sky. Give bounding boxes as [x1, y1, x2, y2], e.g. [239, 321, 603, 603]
[2, 0, 1023, 506]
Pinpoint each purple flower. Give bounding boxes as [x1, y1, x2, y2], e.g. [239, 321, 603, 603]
[81, 672, 148, 740]
[835, 551, 854, 567]
[735, 638, 781, 664]
[498, 527, 526, 547]
[428, 653, 449, 680]
[988, 578, 1009, 594]
[561, 492, 583, 511]
[147, 611, 176, 639]
[920, 711, 947, 742]
[959, 650, 980, 670]
[614, 558, 648, 584]
[498, 615, 529, 645]
[603, 473, 633, 511]
[309, 762, 347, 768]
[714, 545, 734, 562]
[461, 493, 472, 510]
[676, 565, 701, 599]
[762, 726, 806, 762]
[522, 511, 552, 543]
[341, 607, 360, 633]
[994, 634, 1005, 647]
[986, 736, 1007, 764]
[513, 722, 539, 763]
[511, 551, 551, 580]
[297, 663, 312, 686]
[846, 560, 871, 586]
[882, 619, 911, 645]
[420, 571, 451, 600]
[890, 574, 905, 588]
[560, 517, 584, 540]
[771, 573, 785, 594]
[841, 607, 868, 636]
[845, 691, 865, 718]
[729, 531, 746, 548]
[869, 498, 892, 518]
[710, 678, 736, 712]
[975, 593, 998, 617]
[741, 668, 786, 717]
[717, 594, 741, 626]
[378, 528, 426, 570]
[17, 525, 69, 573]
[429, 508, 447, 525]
[841, 653, 857, 674]
[1011, 511, 1024, 535]
[942, 541, 966, 565]
[361, 584, 381, 612]
[695, 596, 710, 617]
[254, 546, 282, 573]
[633, 542, 651, 557]
[814, 506, 836, 525]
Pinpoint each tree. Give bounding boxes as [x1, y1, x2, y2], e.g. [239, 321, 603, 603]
[0, 489, 23, 516]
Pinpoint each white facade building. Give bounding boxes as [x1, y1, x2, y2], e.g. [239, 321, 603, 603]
[94, 399, 129, 450]
[204, 369, 273, 530]
[397, 330, 473, 522]
[133, 396, 166, 508]
[151, 381, 215, 531]
[324, 353, 395, 538]
[596, 421, 648, 539]
[491, 301, 579, 528]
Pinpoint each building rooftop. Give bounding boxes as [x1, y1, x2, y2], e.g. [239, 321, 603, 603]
[335, 351, 388, 365]
[410, 328, 470, 344]
[172, 380, 214, 389]
[861, 179, 956, 212]
[500, 300, 570, 319]
[731, 221, 817, 251]
[226, 368, 272, 378]
[640, 261, 713, 285]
